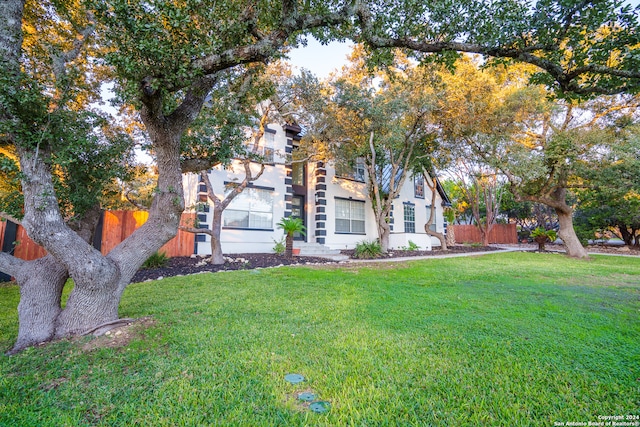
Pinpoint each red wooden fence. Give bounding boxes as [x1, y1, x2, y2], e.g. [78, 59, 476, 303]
[14, 225, 48, 260]
[450, 223, 518, 244]
[1, 211, 195, 261]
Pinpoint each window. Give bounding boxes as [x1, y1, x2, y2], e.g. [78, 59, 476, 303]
[223, 187, 273, 229]
[335, 198, 365, 234]
[262, 132, 275, 163]
[244, 132, 274, 163]
[404, 204, 415, 233]
[292, 161, 305, 186]
[414, 175, 425, 199]
[335, 158, 365, 182]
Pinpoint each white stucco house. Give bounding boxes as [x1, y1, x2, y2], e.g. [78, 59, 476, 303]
[183, 123, 450, 256]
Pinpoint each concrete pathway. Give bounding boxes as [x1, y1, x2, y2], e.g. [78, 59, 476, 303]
[346, 246, 522, 264]
[345, 244, 640, 264]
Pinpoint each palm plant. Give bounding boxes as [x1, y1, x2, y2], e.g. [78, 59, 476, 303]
[530, 227, 558, 252]
[277, 217, 306, 258]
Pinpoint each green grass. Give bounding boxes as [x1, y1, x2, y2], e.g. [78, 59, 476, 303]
[0, 252, 639, 426]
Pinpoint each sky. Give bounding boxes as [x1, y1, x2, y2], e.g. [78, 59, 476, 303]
[286, 38, 354, 79]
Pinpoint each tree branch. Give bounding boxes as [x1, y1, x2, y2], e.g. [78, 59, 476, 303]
[179, 224, 212, 236]
[181, 4, 356, 88]
[124, 190, 150, 211]
[52, 12, 95, 85]
[167, 75, 218, 135]
[0, 251, 26, 279]
[355, 3, 640, 96]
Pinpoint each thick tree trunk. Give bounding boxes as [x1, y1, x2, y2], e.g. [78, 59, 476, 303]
[0, 253, 68, 354]
[54, 278, 122, 337]
[481, 223, 495, 246]
[17, 145, 123, 337]
[446, 226, 456, 247]
[210, 207, 225, 265]
[425, 224, 447, 250]
[516, 187, 588, 259]
[10, 256, 68, 353]
[0, 0, 24, 71]
[556, 208, 588, 259]
[478, 226, 489, 247]
[378, 216, 390, 252]
[9, 99, 187, 349]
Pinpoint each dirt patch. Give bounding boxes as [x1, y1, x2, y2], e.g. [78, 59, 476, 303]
[79, 316, 157, 352]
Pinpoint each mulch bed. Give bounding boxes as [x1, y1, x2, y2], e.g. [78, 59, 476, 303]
[131, 245, 499, 283]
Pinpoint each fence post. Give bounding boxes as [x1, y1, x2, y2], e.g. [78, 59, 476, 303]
[0, 221, 18, 282]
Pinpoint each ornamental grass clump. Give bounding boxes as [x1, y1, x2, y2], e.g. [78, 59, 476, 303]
[141, 251, 169, 269]
[354, 240, 383, 259]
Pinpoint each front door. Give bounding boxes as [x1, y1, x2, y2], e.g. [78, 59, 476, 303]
[291, 195, 306, 241]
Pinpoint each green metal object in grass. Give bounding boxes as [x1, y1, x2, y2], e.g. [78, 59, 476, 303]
[297, 392, 316, 402]
[284, 373, 304, 384]
[309, 401, 330, 413]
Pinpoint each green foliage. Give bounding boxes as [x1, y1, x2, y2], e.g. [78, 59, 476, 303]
[531, 227, 558, 251]
[531, 227, 557, 242]
[1, 253, 639, 425]
[573, 123, 640, 246]
[277, 217, 306, 258]
[354, 240, 383, 259]
[141, 252, 169, 270]
[276, 217, 306, 237]
[0, 7, 135, 221]
[400, 240, 421, 251]
[0, 153, 23, 219]
[443, 206, 456, 224]
[0, 71, 135, 220]
[272, 237, 286, 255]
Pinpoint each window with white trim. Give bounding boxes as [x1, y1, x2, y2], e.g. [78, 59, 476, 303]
[335, 158, 365, 182]
[261, 132, 275, 163]
[404, 204, 415, 233]
[335, 198, 365, 233]
[244, 131, 275, 163]
[223, 187, 273, 229]
[414, 175, 425, 198]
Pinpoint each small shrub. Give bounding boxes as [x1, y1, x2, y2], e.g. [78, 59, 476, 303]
[142, 252, 169, 269]
[277, 217, 306, 258]
[399, 240, 420, 251]
[463, 242, 483, 248]
[530, 227, 558, 251]
[354, 240, 383, 259]
[517, 228, 532, 243]
[272, 237, 286, 255]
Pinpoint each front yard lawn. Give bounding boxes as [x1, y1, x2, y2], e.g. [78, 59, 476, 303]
[1, 252, 639, 426]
